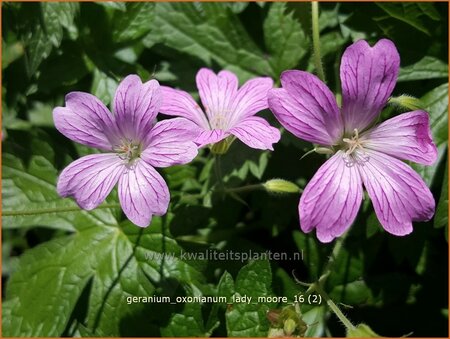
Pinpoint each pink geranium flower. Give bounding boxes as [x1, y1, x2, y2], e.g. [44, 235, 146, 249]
[268, 39, 437, 243]
[159, 68, 280, 151]
[53, 75, 198, 227]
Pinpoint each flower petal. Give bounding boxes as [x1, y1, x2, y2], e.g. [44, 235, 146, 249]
[227, 77, 273, 127]
[113, 75, 161, 140]
[228, 116, 280, 150]
[299, 151, 363, 243]
[362, 110, 438, 165]
[358, 150, 435, 236]
[118, 161, 169, 227]
[53, 92, 116, 150]
[57, 153, 124, 210]
[160, 86, 210, 129]
[196, 68, 238, 125]
[268, 70, 343, 146]
[340, 39, 400, 132]
[196, 129, 228, 148]
[141, 118, 199, 168]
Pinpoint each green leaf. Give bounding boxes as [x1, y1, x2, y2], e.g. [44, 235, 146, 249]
[3, 216, 206, 337]
[434, 161, 448, 229]
[422, 83, 448, 147]
[96, 1, 127, 12]
[42, 2, 79, 47]
[411, 83, 448, 186]
[2, 40, 24, 69]
[91, 68, 118, 106]
[23, 25, 53, 76]
[303, 306, 326, 337]
[160, 285, 209, 337]
[226, 260, 274, 337]
[398, 56, 448, 82]
[151, 2, 273, 80]
[112, 3, 155, 43]
[263, 2, 308, 77]
[28, 102, 54, 126]
[376, 3, 440, 35]
[2, 152, 119, 231]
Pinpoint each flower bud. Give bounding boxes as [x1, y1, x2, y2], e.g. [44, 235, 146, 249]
[263, 179, 301, 194]
[283, 318, 297, 336]
[389, 95, 424, 111]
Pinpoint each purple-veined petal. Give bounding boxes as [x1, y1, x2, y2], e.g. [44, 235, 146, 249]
[57, 153, 124, 210]
[196, 68, 238, 127]
[195, 129, 228, 148]
[53, 92, 117, 150]
[340, 39, 400, 132]
[118, 161, 169, 227]
[227, 77, 273, 127]
[141, 118, 199, 168]
[113, 75, 161, 140]
[268, 71, 343, 146]
[228, 116, 280, 150]
[362, 110, 438, 165]
[160, 86, 210, 129]
[357, 150, 435, 236]
[299, 151, 363, 243]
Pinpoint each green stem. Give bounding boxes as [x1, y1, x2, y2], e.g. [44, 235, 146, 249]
[214, 154, 225, 191]
[3, 203, 120, 217]
[225, 184, 264, 194]
[318, 231, 347, 286]
[311, 1, 326, 82]
[313, 282, 356, 331]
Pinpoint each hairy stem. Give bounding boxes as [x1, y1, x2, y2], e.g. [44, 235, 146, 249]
[225, 184, 264, 194]
[313, 282, 356, 331]
[311, 1, 326, 82]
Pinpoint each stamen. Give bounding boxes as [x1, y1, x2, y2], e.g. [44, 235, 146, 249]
[114, 139, 142, 164]
[341, 128, 369, 166]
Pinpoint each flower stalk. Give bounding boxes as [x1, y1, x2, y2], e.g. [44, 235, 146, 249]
[311, 1, 326, 82]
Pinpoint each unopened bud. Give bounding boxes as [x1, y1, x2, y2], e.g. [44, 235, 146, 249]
[389, 95, 424, 111]
[283, 318, 297, 336]
[263, 179, 301, 194]
[266, 309, 282, 326]
[314, 147, 334, 155]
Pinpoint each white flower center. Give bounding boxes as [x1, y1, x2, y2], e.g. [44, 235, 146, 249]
[340, 129, 370, 167]
[114, 139, 142, 165]
[209, 112, 229, 130]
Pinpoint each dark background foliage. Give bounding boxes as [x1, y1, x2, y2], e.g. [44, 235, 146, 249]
[2, 2, 448, 337]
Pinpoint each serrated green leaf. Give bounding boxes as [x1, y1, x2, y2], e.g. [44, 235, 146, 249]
[398, 56, 448, 82]
[2, 152, 119, 231]
[376, 3, 439, 35]
[23, 25, 53, 76]
[112, 3, 155, 43]
[3, 214, 206, 336]
[263, 2, 308, 77]
[226, 260, 274, 337]
[151, 2, 273, 81]
[42, 2, 79, 47]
